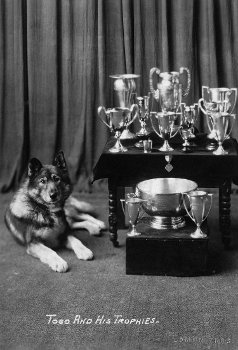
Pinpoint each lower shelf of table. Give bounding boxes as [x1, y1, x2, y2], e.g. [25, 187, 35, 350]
[126, 217, 210, 277]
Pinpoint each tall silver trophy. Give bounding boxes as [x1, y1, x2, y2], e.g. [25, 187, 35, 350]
[179, 103, 199, 151]
[208, 111, 236, 155]
[120, 196, 146, 237]
[198, 86, 237, 151]
[183, 191, 213, 238]
[134, 93, 152, 148]
[110, 74, 140, 139]
[149, 67, 191, 151]
[98, 105, 138, 153]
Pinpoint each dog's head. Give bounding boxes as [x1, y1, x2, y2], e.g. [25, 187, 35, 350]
[27, 151, 73, 206]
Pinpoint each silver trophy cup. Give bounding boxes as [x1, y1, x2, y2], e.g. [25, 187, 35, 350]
[98, 105, 138, 153]
[198, 86, 237, 145]
[120, 197, 146, 237]
[180, 103, 198, 138]
[134, 93, 152, 148]
[149, 67, 191, 108]
[150, 112, 180, 152]
[208, 112, 236, 155]
[110, 74, 140, 139]
[183, 191, 213, 238]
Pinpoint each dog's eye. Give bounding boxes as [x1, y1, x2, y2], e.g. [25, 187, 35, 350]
[52, 175, 60, 183]
[40, 178, 46, 184]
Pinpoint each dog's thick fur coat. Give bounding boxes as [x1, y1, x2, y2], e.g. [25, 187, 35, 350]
[5, 151, 106, 272]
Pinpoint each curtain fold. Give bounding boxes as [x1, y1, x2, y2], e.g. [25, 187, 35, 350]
[1, 0, 238, 192]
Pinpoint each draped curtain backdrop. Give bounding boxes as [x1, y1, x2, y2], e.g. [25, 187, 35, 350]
[1, 0, 238, 192]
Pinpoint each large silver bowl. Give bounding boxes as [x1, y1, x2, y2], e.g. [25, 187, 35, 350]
[136, 178, 198, 229]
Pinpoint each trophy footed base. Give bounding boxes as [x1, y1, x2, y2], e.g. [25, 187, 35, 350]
[213, 145, 228, 155]
[127, 230, 141, 237]
[136, 128, 151, 137]
[109, 140, 128, 153]
[150, 216, 186, 230]
[181, 146, 193, 153]
[120, 129, 137, 139]
[190, 227, 207, 239]
[158, 141, 174, 152]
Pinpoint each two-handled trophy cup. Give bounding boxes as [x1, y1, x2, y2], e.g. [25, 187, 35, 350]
[110, 74, 140, 139]
[198, 86, 237, 151]
[183, 191, 213, 238]
[208, 111, 236, 155]
[98, 105, 138, 153]
[150, 112, 180, 152]
[149, 67, 191, 152]
[120, 195, 146, 237]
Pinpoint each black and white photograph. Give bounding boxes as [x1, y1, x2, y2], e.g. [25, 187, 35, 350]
[1, 0, 238, 349]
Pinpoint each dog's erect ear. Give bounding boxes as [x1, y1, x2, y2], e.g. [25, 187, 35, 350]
[28, 158, 42, 177]
[53, 151, 67, 170]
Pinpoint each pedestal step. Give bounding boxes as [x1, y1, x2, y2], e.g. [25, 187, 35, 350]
[126, 217, 209, 277]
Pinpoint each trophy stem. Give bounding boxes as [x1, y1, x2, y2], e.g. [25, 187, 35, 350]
[191, 225, 207, 239]
[159, 139, 174, 152]
[109, 132, 128, 153]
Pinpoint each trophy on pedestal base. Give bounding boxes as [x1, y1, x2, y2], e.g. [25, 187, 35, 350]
[110, 74, 140, 139]
[120, 197, 146, 237]
[98, 105, 138, 153]
[199, 86, 237, 151]
[183, 191, 213, 238]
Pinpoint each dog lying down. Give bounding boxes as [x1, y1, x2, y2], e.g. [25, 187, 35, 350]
[5, 151, 106, 272]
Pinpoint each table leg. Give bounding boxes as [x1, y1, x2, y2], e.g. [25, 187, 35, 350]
[108, 180, 119, 247]
[219, 180, 231, 249]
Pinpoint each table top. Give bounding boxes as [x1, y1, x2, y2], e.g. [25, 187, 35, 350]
[93, 132, 238, 186]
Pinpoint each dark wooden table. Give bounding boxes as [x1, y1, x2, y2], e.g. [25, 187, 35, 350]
[93, 132, 238, 248]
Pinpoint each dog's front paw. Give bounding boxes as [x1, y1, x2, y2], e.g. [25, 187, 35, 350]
[50, 256, 69, 273]
[75, 246, 94, 261]
[66, 236, 94, 261]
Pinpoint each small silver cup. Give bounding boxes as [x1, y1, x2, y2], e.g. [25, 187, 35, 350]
[183, 191, 213, 238]
[143, 139, 152, 153]
[120, 197, 146, 236]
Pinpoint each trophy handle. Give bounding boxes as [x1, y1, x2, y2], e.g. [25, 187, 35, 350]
[179, 67, 191, 98]
[230, 88, 237, 114]
[203, 194, 213, 222]
[182, 193, 195, 222]
[206, 115, 213, 133]
[149, 67, 161, 95]
[224, 114, 236, 140]
[198, 98, 207, 115]
[180, 102, 186, 120]
[127, 104, 139, 126]
[150, 113, 163, 138]
[138, 205, 146, 222]
[170, 122, 180, 138]
[120, 199, 126, 216]
[98, 106, 111, 129]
